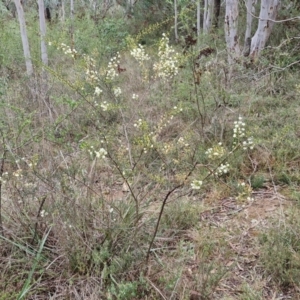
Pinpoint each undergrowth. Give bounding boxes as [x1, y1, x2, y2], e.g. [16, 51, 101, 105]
[0, 9, 300, 300]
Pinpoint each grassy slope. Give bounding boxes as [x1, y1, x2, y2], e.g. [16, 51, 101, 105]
[0, 12, 300, 300]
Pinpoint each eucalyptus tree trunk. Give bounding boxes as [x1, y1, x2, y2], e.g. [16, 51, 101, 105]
[60, 0, 65, 22]
[203, 0, 214, 33]
[250, 0, 280, 57]
[174, 0, 178, 41]
[196, 0, 201, 35]
[38, 0, 48, 66]
[213, 0, 221, 28]
[225, 0, 240, 64]
[70, 0, 74, 47]
[243, 0, 254, 56]
[127, 0, 133, 16]
[70, 0, 74, 19]
[14, 0, 33, 76]
[38, 0, 53, 120]
[203, 0, 207, 31]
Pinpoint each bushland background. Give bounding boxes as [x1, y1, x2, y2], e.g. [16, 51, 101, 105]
[0, 0, 300, 299]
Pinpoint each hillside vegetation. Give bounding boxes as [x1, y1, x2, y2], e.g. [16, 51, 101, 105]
[0, 2, 300, 299]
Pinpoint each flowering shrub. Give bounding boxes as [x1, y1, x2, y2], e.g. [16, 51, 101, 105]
[94, 87, 103, 96]
[153, 33, 180, 80]
[205, 143, 225, 160]
[113, 87, 122, 97]
[106, 52, 121, 81]
[132, 106, 185, 156]
[191, 179, 202, 190]
[233, 116, 254, 149]
[84, 54, 100, 85]
[130, 44, 150, 81]
[236, 181, 253, 202]
[57, 42, 78, 58]
[130, 44, 150, 63]
[215, 162, 230, 176]
[88, 146, 107, 160]
[191, 116, 255, 190]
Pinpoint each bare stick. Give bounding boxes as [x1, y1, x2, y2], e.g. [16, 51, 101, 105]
[146, 163, 197, 264]
[0, 150, 7, 236]
[31, 196, 47, 244]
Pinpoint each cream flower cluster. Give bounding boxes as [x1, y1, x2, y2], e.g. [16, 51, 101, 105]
[155, 106, 182, 135]
[40, 210, 49, 218]
[94, 87, 103, 96]
[233, 116, 254, 150]
[153, 33, 180, 80]
[0, 171, 8, 183]
[94, 99, 109, 111]
[106, 52, 121, 81]
[205, 142, 225, 160]
[130, 44, 150, 63]
[84, 55, 100, 84]
[177, 137, 189, 148]
[88, 146, 107, 159]
[113, 87, 122, 97]
[237, 181, 254, 202]
[191, 179, 203, 190]
[57, 43, 77, 58]
[242, 137, 254, 150]
[133, 118, 143, 128]
[233, 117, 246, 139]
[215, 163, 230, 176]
[100, 101, 109, 111]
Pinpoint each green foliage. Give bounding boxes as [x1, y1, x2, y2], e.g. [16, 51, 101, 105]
[239, 283, 263, 300]
[0, 19, 23, 70]
[259, 216, 300, 290]
[1, 2, 300, 298]
[250, 175, 265, 190]
[96, 17, 129, 55]
[0, 292, 19, 300]
[161, 199, 203, 230]
[109, 280, 141, 300]
[17, 228, 51, 299]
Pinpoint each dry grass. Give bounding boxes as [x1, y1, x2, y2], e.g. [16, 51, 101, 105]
[1, 19, 300, 299]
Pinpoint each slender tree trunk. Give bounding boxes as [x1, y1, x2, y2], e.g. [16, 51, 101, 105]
[203, 0, 207, 31]
[14, 0, 33, 76]
[243, 0, 254, 56]
[225, 0, 240, 64]
[250, 0, 280, 58]
[127, 0, 133, 16]
[213, 0, 221, 28]
[38, 0, 53, 121]
[61, 0, 65, 22]
[174, 0, 178, 42]
[203, 0, 214, 33]
[197, 0, 201, 36]
[70, 0, 74, 47]
[244, 0, 253, 41]
[70, 0, 74, 18]
[38, 0, 48, 66]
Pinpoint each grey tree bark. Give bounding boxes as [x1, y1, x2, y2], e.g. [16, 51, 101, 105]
[203, 0, 214, 33]
[243, 0, 255, 56]
[250, 0, 281, 57]
[196, 0, 201, 35]
[225, 0, 240, 64]
[174, 0, 178, 41]
[38, 0, 53, 121]
[38, 0, 48, 66]
[14, 0, 33, 76]
[213, 0, 221, 27]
